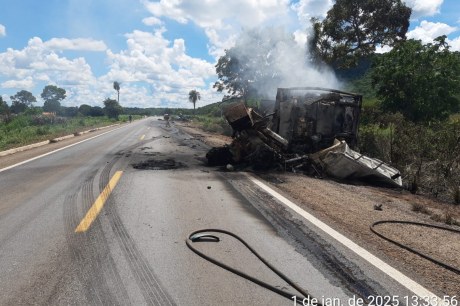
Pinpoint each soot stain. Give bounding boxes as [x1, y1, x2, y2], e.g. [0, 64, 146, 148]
[132, 158, 186, 170]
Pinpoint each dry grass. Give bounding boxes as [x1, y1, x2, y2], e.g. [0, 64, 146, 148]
[429, 211, 460, 226]
[411, 202, 430, 214]
[410, 202, 460, 226]
[453, 186, 460, 205]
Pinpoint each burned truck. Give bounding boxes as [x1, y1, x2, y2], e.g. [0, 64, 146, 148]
[207, 87, 402, 187]
[271, 87, 361, 153]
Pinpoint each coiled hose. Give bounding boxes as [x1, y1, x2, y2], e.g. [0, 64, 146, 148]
[186, 222, 460, 304]
[370, 220, 460, 275]
[186, 229, 322, 305]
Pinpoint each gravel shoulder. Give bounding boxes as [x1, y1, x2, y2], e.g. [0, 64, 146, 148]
[175, 121, 460, 296]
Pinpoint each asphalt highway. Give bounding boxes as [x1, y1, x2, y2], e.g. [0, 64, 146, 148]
[0, 118, 430, 305]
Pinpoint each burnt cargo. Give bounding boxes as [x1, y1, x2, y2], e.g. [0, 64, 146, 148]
[271, 87, 362, 153]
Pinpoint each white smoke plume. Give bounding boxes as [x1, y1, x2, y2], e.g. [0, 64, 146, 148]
[220, 27, 340, 99]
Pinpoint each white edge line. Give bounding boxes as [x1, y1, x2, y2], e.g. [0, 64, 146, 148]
[246, 173, 444, 303]
[0, 125, 125, 173]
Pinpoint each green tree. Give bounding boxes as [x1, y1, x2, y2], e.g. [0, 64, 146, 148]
[61, 106, 79, 117]
[103, 98, 122, 119]
[113, 81, 120, 103]
[0, 96, 9, 115]
[371, 36, 460, 122]
[90, 106, 105, 117]
[214, 28, 292, 98]
[43, 100, 61, 113]
[41, 85, 66, 113]
[214, 47, 250, 97]
[310, 0, 411, 67]
[188, 90, 201, 112]
[79, 104, 92, 116]
[10, 90, 36, 114]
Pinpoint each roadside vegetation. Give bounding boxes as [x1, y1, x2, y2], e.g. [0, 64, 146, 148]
[1, 115, 113, 150]
[0, 110, 142, 151]
[346, 38, 460, 204]
[0, 82, 138, 151]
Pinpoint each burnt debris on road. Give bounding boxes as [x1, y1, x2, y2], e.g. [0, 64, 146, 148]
[206, 87, 402, 187]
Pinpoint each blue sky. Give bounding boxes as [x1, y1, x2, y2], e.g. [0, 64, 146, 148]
[0, 0, 459, 109]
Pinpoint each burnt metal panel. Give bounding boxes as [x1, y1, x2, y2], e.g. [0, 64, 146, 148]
[272, 87, 362, 153]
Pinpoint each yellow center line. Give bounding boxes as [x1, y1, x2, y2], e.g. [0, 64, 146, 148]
[139, 134, 145, 140]
[75, 171, 123, 233]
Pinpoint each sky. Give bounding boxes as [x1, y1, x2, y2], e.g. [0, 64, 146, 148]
[0, 0, 459, 109]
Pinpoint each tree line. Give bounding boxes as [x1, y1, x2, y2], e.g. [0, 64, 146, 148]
[0, 84, 124, 120]
[1, 83, 204, 119]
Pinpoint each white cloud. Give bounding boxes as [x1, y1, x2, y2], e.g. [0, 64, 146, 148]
[375, 45, 393, 54]
[1, 77, 35, 90]
[404, 0, 443, 19]
[142, 0, 188, 24]
[291, 0, 333, 26]
[0, 36, 105, 91]
[448, 36, 460, 51]
[142, 0, 291, 58]
[143, 0, 291, 29]
[142, 16, 163, 26]
[44, 38, 107, 51]
[99, 28, 220, 108]
[407, 20, 458, 43]
[204, 27, 238, 58]
[0, 36, 99, 104]
[0, 24, 5, 37]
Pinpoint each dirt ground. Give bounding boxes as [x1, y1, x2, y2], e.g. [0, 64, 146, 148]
[174, 121, 232, 147]
[175, 120, 460, 297]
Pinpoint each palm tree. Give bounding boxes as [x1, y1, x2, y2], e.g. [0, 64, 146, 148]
[188, 89, 201, 112]
[113, 81, 120, 103]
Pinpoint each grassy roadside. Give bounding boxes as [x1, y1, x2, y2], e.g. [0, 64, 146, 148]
[190, 115, 232, 136]
[0, 114, 141, 151]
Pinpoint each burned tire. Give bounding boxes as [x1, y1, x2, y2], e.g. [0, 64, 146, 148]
[206, 146, 233, 166]
[250, 147, 278, 170]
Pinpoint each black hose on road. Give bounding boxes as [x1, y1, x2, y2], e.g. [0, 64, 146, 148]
[186, 222, 460, 304]
[186, 229, 322, 305]
[370, 220, 460, 275]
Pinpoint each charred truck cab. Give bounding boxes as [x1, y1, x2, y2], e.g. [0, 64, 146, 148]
[271, 87, 362, 154]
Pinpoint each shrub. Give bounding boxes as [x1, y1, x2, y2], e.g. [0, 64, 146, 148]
[358, 113, 460, 203]
[444, 213, 454, 225]
[411, 203, 429, 214]
[54, 117, 67, 124]
[36, 126, 50, 135]
[31, 115, 53, 125]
